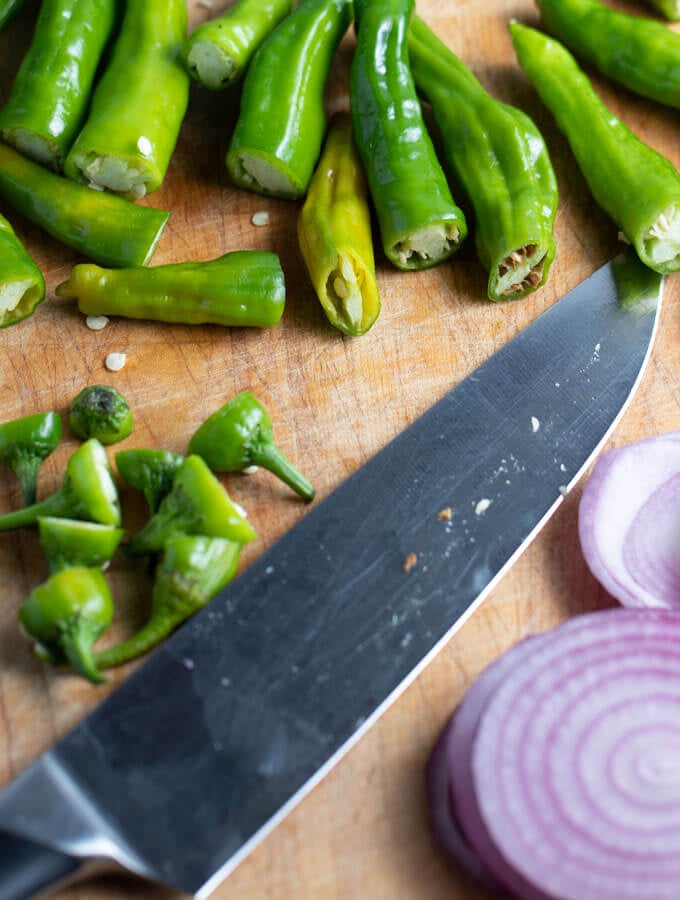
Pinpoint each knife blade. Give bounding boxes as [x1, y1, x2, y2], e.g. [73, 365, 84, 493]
[0, 249, 662, 900]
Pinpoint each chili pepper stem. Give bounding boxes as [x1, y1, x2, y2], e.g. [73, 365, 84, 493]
[252, 440, 315, 501]
[95, 613, 179, 669]
[11, 452, 41, 505]
[60, 619, 106, 684]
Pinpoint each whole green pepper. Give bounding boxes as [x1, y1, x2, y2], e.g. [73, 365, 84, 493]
[115, 448, 184, 513]
[183, 0, 293, 90]
[0, 143, 168, 267]
[125, 454, 257, 556]
[535, 0, 680, 110]
[189, 390, 315, 501]
[510, 22, 680, 274]
[350, 0, 467, 270]
[226, 0, 353, 199]
[55, 252, 286, 328]
[0, 0, 28, 32]
[0, 0, 117, 171]
[0, 410, 61, 505]
[0, 213, 46, 328]
[0, 438, 120, 531]
[69, 385, 133, 446]
[298, 112, 381, 335]
[96, 535, 240, 669]
[64, 0, 190, 198]
[19, 566, 113, 683]
[38, 516, 123, 573]
[646, 0, 680, 19]
[407, 17, 557, 301]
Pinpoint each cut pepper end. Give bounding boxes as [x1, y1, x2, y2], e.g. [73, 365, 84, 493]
[491, 243, 551, 301]
[227, 149, 305, 199]
[390, 220, 465, 271]
[0, 278, 44, 327]
[323, 250, 381, 336]
[2, 126, 62, 172]
[640, 203, 680, 273]
[71, 150, 156, 200]
[186, 40, 236, 90]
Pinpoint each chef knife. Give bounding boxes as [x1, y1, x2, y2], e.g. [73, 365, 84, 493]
[0, 248, 662, 899]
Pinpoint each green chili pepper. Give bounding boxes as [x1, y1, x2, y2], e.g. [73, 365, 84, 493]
[64, 0, 190, 199]
[0, 411, 61, 506]
[183, 0, 292, 90]
[646, 0, 680, 20]
[0, 438, 120, 532]
[125, 454, 257, 556]
[407, 17, 557, 301]
[510, 22, 680, 274]
[226, 0, 353, 199]
[0, 143, 168, 267]
[0, 0, 117, 171]
[96, 535, 240, 669]
[69, 385, 133, 446]
[115, 448, 184, 513]
[0, 213, 46, 328]
[55, 251, 286, 327]
[19, 566, 113, 683]
[534, 0, 680, 110]
[298, 112, 381, 335]
[189, 390, 315, 501]
[350, 0, 467, 270]
[0, 0, 28, 32]
[38, 516, 123, 574]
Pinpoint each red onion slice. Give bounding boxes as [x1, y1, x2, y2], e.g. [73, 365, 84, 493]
[578, 431, 680, 609]
[464, 609, 680, 899]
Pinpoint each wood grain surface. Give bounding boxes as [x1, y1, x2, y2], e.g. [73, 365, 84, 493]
[1, 0, 679, 898]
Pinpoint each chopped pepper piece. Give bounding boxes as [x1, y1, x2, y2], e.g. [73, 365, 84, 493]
[38, 517, 123, 574]
[183, 0, 292, 90]
[64, 0, 190, 198]
[298, 112, 381, 335]
[0, 142, 168, 267]
[407, 16, 557, 300]
[69, 385, 133, 446]
[189, 391, 315, 501]
[115, 449, 184, 513]
[0, 213, 46, 328]
[510, 22, 680, 274]
[19, 566, 113, 684]
[0, 438, 120, 532]
[96, 535, 240, 669]
[55, 252, 285, 328]
[0, 0, 117, 170]
[226, 0, 353, 198]
[0, 411, 61, 505]
[125, 455, 257, 556]
[350, 0, 467, 270]
[535, 0, 680, 110]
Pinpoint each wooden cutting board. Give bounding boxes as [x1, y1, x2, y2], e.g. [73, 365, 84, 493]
[0, 1, 679, 897]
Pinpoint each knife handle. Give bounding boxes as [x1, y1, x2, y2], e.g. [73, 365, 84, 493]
[0, 829, 82, 900]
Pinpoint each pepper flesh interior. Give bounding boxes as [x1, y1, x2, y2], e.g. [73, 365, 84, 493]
[643, 203, 680, 267]
[325, 253, 365, 331]
[79, 152, 150, 199]
[393, 222, 462, 268]
[0, 279, 38, 316]
[186, 42, 235, 90]
[232, 151, 298, 197]
[3, 127, 60, 171]
[496, 244, 547, 297]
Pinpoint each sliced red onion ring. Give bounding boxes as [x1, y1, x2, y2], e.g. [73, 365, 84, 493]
[429, 609, 680, 900]
[578, 431, 680, 609]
